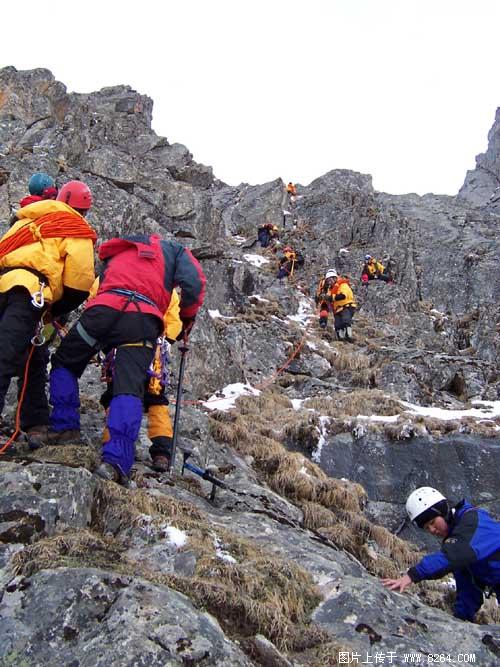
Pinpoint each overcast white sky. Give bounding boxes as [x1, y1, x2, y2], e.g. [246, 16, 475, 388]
[2, 0, 499, 194]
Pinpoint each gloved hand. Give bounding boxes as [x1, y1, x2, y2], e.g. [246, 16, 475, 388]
[361, 273, 369, 284]
[334, 293, 346, 301]
[177, 316, 195, 341]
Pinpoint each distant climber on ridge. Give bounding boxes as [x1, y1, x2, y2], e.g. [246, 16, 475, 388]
[286, 182, 297, 198]
[382, 487, 500, 622]
[245, 222, 280, 249]
[361, 254, 392, 284]
[277, 245, 304, 281]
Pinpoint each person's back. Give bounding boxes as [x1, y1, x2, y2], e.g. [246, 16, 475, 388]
[89, 234, 205, 326]
[49, 232, 206, 484]
[0, 180, 95, 450]
[1, 199, 95, 306]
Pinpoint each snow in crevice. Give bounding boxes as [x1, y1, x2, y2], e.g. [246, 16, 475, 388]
[213, 535, 237, 564]
[243, 253, 270, 267]
[208, 309, 235, 320]
[166, 526, 188, 548]
[312, 416, 330, 463]
[250, 294, 270, 303]
[400, 399, 500, 421]
[287, 298, 315, 326]
[203, 382, 261, 411]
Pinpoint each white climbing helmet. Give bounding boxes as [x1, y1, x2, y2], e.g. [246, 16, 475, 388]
[406, 487, 447, 528]
[325, 269, 337, 279]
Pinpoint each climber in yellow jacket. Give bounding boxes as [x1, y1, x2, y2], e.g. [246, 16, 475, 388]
[0, 182, 96, 448]
[361, 255, 391, 284]
[331, 273, 357, 342]
[100, 287, 182, 472]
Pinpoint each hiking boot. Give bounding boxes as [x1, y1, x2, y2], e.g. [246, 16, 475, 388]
[47, 429, 81, 445]
[95, 462, 130, 487]
[151, 455, 171, 473]
[25, 425, 48, 450]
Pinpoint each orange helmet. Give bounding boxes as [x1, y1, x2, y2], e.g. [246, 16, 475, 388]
[57, 180, 92, 210]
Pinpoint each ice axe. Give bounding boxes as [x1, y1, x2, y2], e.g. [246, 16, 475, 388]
[168, 341, 189, 475]
[181, 450, 227, 502]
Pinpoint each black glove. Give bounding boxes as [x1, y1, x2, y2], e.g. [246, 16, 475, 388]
[177, 316, 195, 341]
[334, 293, 346, 301]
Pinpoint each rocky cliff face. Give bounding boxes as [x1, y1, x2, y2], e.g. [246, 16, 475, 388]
[0, 66, 499, 665]
[459, 108, 500, 212]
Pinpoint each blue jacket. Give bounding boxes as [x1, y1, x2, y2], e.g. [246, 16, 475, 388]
[408, 500, 500, 621]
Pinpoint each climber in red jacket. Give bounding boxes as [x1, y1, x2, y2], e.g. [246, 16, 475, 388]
[49, 234, 206, 484]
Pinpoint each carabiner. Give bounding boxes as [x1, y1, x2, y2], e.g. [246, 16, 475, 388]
[30, 322, 46, 347]
[31, 282, 45, 310]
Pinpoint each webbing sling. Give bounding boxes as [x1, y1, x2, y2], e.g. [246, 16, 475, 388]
[105, 288, 159, 310]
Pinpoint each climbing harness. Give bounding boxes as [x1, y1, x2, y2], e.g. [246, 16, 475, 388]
[105, 288, 159, 310]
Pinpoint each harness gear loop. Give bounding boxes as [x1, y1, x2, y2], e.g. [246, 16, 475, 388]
[31, 281, 45, 309]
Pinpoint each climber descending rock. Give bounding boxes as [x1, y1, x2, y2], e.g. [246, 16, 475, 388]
[383, 487, 500, 622]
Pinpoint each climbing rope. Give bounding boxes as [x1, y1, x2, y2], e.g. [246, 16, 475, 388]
[0, 343, 36, 454]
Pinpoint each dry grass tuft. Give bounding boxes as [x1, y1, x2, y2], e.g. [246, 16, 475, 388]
[11, 529, 124, 577]
[92, 483, 205, 536]
[307, 640, 354, 666]
[330, 350, 371, 372]
[32, 444, 101, 471]
[209, 390, 419, 580]
[303, 389, 401, 418]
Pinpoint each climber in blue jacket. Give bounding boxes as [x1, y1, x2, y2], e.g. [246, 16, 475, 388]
[382, 487, 500, 621]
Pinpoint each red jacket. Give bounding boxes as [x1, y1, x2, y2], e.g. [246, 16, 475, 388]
[87, 234, 206, 323]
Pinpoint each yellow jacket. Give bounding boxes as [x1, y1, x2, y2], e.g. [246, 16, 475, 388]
[0, 200, 95, 304]
[332, 279, 356, 313]
[164, 289, 182, 341]
[366, 259, 384, 277]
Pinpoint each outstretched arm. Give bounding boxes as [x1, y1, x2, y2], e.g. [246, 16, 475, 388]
[381, 574, 413, 593]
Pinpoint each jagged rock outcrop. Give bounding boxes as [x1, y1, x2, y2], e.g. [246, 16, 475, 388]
[1, 66, 500, 665]
[459, 107, 500, 211]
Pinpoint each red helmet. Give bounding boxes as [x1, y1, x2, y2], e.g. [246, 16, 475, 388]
[57, 180, 92, 210]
